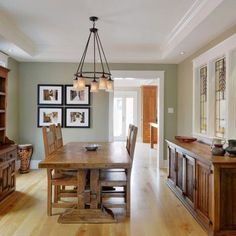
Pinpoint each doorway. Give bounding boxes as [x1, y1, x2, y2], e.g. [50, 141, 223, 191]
[113, 91, 138, 141]
[108, 70, 165, 168]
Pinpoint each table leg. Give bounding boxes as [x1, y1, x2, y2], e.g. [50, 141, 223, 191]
[90, 169, 99, 209]
[77, 169, 87, 209]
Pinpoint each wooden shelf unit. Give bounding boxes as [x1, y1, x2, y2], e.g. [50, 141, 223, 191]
[166, 139, 236, 236]
[0, 65, 17, 202]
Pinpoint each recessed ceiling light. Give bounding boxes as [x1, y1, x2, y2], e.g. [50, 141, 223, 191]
[180, 51, 185, 55]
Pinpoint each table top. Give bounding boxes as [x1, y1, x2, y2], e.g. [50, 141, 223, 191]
[38, 142, 132, 169]
[166, 139, 236, 164]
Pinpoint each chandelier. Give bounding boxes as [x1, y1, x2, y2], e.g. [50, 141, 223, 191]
[73, 16, 113, 93]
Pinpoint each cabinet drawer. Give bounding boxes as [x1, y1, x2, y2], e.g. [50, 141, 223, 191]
[6, 150, 17, 160]
[0, 154, 6, 162]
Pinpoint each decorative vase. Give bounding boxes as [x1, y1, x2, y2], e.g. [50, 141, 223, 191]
[17, 144, 33, 174]
[225, 139, 236, 157]
[211, 138, 225, 156]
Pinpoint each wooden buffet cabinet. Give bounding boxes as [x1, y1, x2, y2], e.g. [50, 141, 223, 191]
[0, 66, 17, 201]
[166, 139, 236, 236]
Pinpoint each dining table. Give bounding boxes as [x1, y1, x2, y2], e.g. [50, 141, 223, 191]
[38, 141, 132, 223]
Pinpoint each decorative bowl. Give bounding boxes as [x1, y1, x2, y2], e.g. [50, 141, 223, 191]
[84, 144, 100, 151]
[175, 136, 197, 143]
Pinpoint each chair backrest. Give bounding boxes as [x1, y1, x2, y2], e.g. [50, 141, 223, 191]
[129, 125, 138, 161]
[55, 123, 63, 149]
[126, 124, 133, 155]
[42, 126, 56, 158]
[126, 124, 138, 160]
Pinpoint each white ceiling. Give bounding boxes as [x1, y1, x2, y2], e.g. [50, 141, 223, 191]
[0, 0, 235, 63]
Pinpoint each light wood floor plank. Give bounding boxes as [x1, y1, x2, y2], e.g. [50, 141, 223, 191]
[0, 143, 206, 236]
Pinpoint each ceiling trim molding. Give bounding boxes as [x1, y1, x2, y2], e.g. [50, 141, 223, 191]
[160, 0, 224, 59]
[0, 11, 36, 56]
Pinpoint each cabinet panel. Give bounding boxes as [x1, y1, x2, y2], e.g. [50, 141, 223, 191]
[168, 145, 176, 186]
[0, 158, 15, 201]
[195, 161, 212, 226]
[176, 149, 184, 194]
[184, 154, 195, 208]
[220, 168, 236, 230]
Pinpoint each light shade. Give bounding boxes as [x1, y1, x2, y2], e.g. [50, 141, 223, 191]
[77, 76, 86, 91]
[90, 80, 99, 92]
[106, 79, 113, 92]
[99, 75, 107, 90]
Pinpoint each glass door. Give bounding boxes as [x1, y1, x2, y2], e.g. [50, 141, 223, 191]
[113, 91, 137, 141]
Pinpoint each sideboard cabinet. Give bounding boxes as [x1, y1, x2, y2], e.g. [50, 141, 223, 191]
[166, 140, 236, 236]
[0, 65, 16, 201]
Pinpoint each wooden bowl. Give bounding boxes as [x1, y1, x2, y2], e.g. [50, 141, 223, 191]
[175, 136, 197, 143]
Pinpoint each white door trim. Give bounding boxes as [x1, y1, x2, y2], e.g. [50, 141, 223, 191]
[109, 70, 166, 168]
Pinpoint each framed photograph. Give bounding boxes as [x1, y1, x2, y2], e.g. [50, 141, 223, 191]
[38, 84, 63, 105]
[65, 85, 90, 106]
[65, 107, 90, 128]
[38, 107, 63, 127]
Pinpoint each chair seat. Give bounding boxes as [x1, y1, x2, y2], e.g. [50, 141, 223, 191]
[100, 171, 127, 186]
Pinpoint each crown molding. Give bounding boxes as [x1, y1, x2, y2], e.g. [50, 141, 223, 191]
[0, 11, 36, 56]
[160, 0, 224, 59]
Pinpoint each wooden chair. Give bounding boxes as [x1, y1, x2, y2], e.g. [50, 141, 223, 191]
[42, 126, 78, 216]
[99, 125, 138, 216]
[50, 123, 63, 149]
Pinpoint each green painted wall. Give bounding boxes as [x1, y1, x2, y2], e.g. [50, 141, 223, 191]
[6, 58, 19, 142]
[18, 62, 109, 161]
[16, 62, 177, 161]
[177, 24, 236, 135]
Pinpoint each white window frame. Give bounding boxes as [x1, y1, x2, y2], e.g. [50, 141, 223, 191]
[193, 33, 236, 144]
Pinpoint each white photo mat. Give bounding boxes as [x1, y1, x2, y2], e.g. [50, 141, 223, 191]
[38, 85, 63, 105]
[38, 107, 63, 127]
[65, 107, 90, 128]
[65, 85, 90, 105]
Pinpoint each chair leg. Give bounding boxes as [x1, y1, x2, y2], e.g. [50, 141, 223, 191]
[47, 181, 52, 216]
[54, 185, 59, 203]
[126, 169, 131, 217]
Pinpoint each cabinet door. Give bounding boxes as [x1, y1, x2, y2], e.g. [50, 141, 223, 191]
[220, 168, 236, 230]
[0, 159, 15, 201]
[167, 145, 176, 186]
[183, 154, 195, 208]
[195, 161, 212, 226]
[0, 162, 10, 197]
[176, 149, 184, 194]
[142, 86, 157, 143]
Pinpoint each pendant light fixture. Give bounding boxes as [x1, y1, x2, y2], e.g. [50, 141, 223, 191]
[73, 16, 113, 93]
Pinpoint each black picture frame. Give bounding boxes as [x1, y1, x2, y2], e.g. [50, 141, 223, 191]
[37, 107, 63, 127]
[65, 107, 90, 128]
[37, 84, 64, 105]
[65, 85, 90, 106]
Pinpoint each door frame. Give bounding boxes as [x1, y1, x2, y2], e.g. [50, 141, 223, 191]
[108, 70, 166, 168]
[113, 90, 138, 141]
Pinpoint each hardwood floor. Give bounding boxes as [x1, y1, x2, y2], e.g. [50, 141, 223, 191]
[0, 143, 207, 236]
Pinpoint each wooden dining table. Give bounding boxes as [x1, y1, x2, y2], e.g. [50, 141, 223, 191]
[38, 141, 132, 223]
